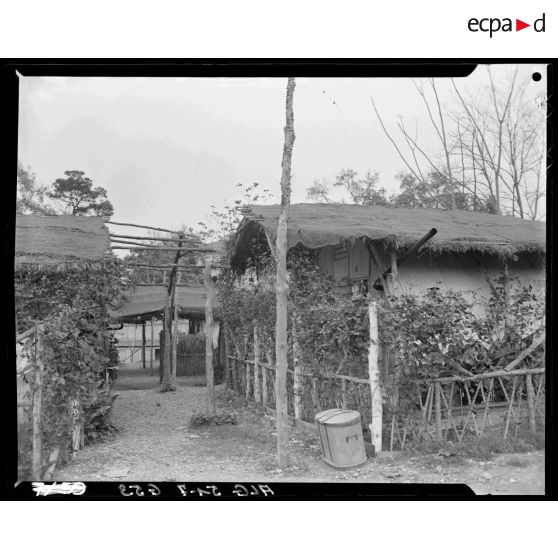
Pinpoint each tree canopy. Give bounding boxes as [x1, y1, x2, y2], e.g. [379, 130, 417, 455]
[307, 167, 499, 215]
[16, 161, 54, 216]
[48, 170, 114, 217]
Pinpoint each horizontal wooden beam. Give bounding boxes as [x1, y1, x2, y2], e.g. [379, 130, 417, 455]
[107, 220, 197, 237]
[133, 283, 204, 287]
[111, 239, 201, 249]
[112, 245, 216, 253]
[225, 355, 370, 383]
[424, 368, 545, 384]
[110, 233, 200, 244]
[125, 263, 229, 269]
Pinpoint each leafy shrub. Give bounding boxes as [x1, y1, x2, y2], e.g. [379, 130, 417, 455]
[222, 246, 545, 451]
[83, 391, 119, 443]
[15, 256, 134, 476]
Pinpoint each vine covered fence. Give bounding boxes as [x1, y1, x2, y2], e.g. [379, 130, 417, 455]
[227, 354, 544, 450]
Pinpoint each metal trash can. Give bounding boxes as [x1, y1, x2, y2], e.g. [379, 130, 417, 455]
[315, 409, 367, 469]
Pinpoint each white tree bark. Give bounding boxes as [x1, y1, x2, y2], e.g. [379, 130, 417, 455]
[204, 260, 216, 414]
[368, 300, 383, 452]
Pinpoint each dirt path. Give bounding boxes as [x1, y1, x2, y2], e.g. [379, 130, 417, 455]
[55, 373, 545, 494]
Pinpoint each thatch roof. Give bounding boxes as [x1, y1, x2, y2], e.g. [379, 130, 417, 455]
[230, 204, 546, 265]
[15, 215, 110, 262]
[108, 285, 219, 322]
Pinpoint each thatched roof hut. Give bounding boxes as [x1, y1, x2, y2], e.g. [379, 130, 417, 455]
[15, 214, 111, 265]
[230, 204, 545, 265]
[229, 204, 546, 305]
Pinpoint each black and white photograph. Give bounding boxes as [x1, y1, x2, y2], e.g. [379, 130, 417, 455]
[12, 62, 548, 497]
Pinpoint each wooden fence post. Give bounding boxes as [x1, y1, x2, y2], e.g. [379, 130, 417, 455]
[150, 317, 155, 376]
[142, 321, 146, 368]
[263, 345, 274, 406]
[225, 324, 239, 391]
[204, 260, 216, 414]
[224, 325, 233, 389]
[161, 301, 172, 389]
[434, 382, 442, 441]
[245, 360, 251, 401]
[159, 329, 164, 384]
[311, 378, 321, 413]
[525, 373, 536, 434]
[292, 313, 303, 419]
[71, 398, 83, 456]
[171, 307, 178, 385]
[341, 378, 347, 409]
[274, 77, 296, 468]
[32, 323, 45, 480]
[253, 324, 261, 405]
[368, 300, 383, 453]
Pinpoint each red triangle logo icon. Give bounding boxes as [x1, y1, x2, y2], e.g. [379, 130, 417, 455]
[516, 19, 530, 31]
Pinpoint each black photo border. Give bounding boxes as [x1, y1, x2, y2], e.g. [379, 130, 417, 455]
[1, 58, 555, 501]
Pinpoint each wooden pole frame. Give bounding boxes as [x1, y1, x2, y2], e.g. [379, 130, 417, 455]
[204, 260, 216, 414]
[368, 300, 383, 453]
[106, 220, 197, 237]
[161, 300, 172, 390]
[292, 311, 303, 420]
[142, 321, 146, 369]
[275, 77, 296, 468]
[253, 324, 261, 406]
[110, 233, 199, 243]
[171, 306, 178, 385]
[32, 323, 45, 480]
[112, 244, 215, 253]
[150, 317, 155, 376]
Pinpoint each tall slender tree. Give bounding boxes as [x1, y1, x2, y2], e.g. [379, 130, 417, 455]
[275, 78, 296, 468]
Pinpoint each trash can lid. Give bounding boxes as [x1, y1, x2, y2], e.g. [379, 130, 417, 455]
[315, 409, 361, 425]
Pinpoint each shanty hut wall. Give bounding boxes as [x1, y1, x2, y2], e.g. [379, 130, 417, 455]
[314, 240, 545, 315]
[395, 252, 544, 315]
[316, 239, 375, 293]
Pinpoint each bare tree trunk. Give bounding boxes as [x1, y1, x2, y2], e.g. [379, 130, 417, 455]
[161, 300, 172, 390]
[204, 260, 216, 414]
[368, 301, 382, 452]
[171, 308, 178, 385]
[471, 130, 478, 211]
[275, 77, 296, 468]
[292, 311, 303, 420]
[32, 323, 45, 479]
[430, 80, 456, 209]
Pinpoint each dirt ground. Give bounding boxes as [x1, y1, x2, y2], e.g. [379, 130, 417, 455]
[55, 368, 545, 495]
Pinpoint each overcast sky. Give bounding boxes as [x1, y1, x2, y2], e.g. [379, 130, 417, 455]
[18, 64, 545, 234]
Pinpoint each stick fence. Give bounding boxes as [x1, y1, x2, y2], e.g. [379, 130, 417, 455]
[226, 355, 544, 449]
